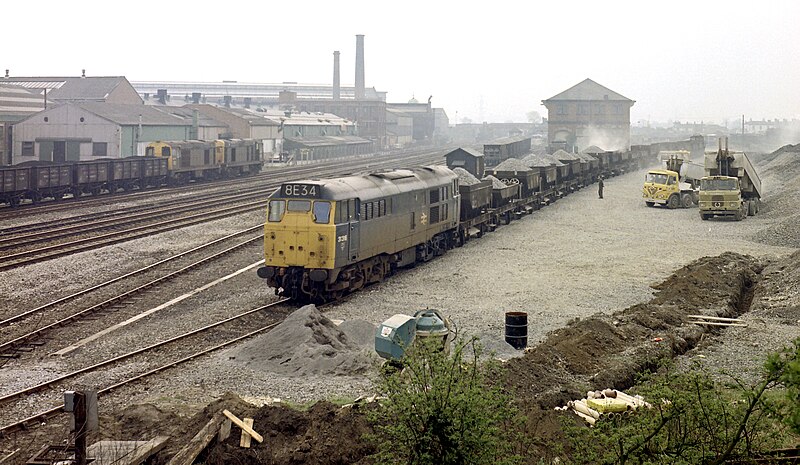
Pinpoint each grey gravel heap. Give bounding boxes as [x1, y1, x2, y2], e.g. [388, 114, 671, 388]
[224, 305, 376, 377]
[483, 175, 507, 189]
[493, 158, 532, 172]
[453, 167, 481, 186]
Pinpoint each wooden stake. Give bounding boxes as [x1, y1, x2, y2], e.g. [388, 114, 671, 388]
[222, 409, 263, 444]
[240, 418, 254, 448]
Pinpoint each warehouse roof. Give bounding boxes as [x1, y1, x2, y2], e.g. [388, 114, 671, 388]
[2, 76, 136, 102]
[543, 78, 634, 103]
[284, 135, 372, 147]
[77, 102, 187, 126]
[0, 84, 46, 118]
[155, 106, 227, 127]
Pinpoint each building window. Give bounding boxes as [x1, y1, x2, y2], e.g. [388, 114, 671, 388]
[614, 104, 623, 115]
[22, 141, 34, 156]
[92, 142, 108, 157]
[594, 105, 605, 115]
[578, 104, 589, 115]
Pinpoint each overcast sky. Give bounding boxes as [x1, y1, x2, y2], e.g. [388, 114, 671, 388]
[4, 0, 799, 125]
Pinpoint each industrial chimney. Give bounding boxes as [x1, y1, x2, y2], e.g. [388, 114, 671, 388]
[355, 34, 365, 100]
[333, 51, 341, 100]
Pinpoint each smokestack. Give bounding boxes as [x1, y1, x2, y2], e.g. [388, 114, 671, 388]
[333, 51, 341, 100]
[355, 34, 365, 100]
[81, 69, 86, 78]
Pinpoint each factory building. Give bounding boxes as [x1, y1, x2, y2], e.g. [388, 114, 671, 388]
[542, 78, 634, 152]
[0, 84, 46, 165]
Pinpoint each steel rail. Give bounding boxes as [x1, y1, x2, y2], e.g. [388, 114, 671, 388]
[0, 306, 286, 436]
[0, 236, 262, 353]
[0, 225, 262, 329]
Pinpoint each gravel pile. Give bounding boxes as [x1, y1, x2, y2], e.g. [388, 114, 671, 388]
[483, 175, 507, 189]
[224, 305, 376, 377]
[522, 153, 564, 167]
[581, 145, 607, 154]
[552, 149, 581, 161]
[453, 167, 481, 186]
[493, 158, 532, 172]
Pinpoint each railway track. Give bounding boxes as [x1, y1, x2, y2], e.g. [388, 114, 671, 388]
[0, 147, 454, 220]
[0, 149, 449, 271]
[0, 299, 291, 436]
[0, 227, 263, 354]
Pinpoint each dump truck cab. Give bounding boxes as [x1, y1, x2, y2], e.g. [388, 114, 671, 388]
[642, 151, 701, 209]
[698, 175, 748, 221]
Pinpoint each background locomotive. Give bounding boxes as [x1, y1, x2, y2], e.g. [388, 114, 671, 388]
[1, 139, 263, 206]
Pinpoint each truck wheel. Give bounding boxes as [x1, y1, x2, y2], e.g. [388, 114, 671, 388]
[691, 192, 699, 205]
[680, 193, 692, 208]
[701, 213, 710, 220]
[667, 194, 679, 209]
[735, 207, 745, 221]
[748, 200, 757, 216]
[645, 201, 655, 207]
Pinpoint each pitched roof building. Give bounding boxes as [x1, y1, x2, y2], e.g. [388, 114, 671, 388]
[1, 84, 47, 165]
[1, 73, 143, 104]
[542, 78, 635, 152]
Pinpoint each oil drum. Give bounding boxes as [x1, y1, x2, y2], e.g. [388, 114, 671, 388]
[504, 311, 528, 350]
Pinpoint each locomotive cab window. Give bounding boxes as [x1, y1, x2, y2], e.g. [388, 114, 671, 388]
[268, 200, 286, 222]
[161, 146, 171, 157]
[145, 146, 154, 157]
[287, 200, 311, 212]
[313, 201, 331, 224]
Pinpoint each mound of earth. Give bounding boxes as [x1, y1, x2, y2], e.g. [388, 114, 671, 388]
[205, 401, 375, 465]
[224, 305, 377, 377]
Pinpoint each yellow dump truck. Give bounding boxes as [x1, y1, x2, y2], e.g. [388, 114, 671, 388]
[642, 151, 703, 209]
[699, 138, 762, 221]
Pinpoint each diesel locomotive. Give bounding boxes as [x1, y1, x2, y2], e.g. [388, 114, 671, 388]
[256, 166, 459, 302]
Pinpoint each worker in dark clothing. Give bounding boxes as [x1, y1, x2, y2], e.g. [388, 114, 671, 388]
[598, 176, 604, 199]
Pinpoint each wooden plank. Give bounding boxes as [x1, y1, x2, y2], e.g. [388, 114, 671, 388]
[88, 437, 169, 465]
[167, 414, 224, 465]
[223, 409, 263, 444]
[687, 314, 744, 322]
[689, 320, 748, 327]
[240, 418, 254, 448]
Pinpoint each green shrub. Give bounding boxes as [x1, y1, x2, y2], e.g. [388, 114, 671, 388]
[369, 336, 522, 465]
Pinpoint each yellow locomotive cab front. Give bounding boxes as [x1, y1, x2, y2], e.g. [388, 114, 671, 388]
[262, 197, 336, 273]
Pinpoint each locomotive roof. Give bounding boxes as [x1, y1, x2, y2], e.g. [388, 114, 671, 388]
[276, 165, 456, 201]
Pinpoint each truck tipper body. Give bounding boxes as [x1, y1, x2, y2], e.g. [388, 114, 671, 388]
[699, 137, 762, 221]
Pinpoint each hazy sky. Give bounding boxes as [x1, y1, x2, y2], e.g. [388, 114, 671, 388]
[4, 0, 799, 124]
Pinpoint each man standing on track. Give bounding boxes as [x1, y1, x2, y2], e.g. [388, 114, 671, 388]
[598, 175, 605, 199]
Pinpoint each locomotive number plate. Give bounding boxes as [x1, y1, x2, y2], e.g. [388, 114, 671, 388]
[282, 184, 320, 198]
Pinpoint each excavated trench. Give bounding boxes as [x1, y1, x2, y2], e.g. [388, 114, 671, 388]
[503, 252, 766, 408]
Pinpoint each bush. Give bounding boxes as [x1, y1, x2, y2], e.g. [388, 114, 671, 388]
[563, 337, 800, 465]
[369, 336, 522, 465]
